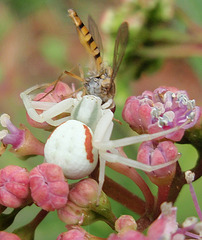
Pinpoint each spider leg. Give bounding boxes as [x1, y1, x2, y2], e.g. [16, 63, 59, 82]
[96, 118, 113, 201]
[93, 109, 114, 144]
[22, 96, 77, 125]
[93, 109, 114, 202]
[45, 116, 71, 126]
[20, 83, 50, 97]
[99, 151, 180, 172]
[97, 154, 106, 205]
[98, 120, 190, 150]
[101, 99, 113, 109]
[31, 101, 57, 111]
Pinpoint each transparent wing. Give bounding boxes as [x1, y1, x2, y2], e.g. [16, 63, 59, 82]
[111, 22, 129, 81]
[88, 15, 104, 56]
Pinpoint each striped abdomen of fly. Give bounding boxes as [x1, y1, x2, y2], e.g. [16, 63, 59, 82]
[68, 9, 102, 73]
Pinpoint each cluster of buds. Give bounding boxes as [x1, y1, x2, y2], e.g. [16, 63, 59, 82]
[57, 201, 202, 240]
[0, 81, 201, 239]
[0, 163, 69, 211]
[122, 87, 199, 139]
[122, 86, 200, 185]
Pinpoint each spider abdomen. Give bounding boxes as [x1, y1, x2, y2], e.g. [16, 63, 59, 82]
[44, 120, 98, 179]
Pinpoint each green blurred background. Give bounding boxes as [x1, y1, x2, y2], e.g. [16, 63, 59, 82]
[0, 0, 201, 239]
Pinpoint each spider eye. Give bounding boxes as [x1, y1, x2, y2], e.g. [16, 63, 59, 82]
[44, 120, 98, 179]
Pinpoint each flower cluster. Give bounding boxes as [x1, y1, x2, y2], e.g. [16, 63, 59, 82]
[122, 86, 200, 140]
[0, 80, 201, 239]
[1, 0, 202, 238]
[122, 86, 200, 185]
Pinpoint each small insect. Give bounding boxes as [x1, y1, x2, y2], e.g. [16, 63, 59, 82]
[20, 10, 129, 127]
[67, 9, 129, 108]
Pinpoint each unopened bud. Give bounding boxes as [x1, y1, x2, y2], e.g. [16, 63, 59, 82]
[0, 231, 21, 240]
[0, 166, 30, 208]
[58, 178, 116, 228]
[115, 215, 137, 233]
[137, 140, 178, 185]
[29, 163, 69, 211]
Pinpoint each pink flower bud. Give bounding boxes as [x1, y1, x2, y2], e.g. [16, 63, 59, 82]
[0, 114, 44, 157]
[27, 82, 73, 130]
[0, 231, 21, 240]
[57, 226, 100, 240]
[115, 215, 137, 233]
[29, 163, 69, 211]
[58, 178, 116, 227]
[108, 203, 178, 240]
[57, 201, 87, 225]
[57, 179, 99, 226]
[0, 166, 30, 208]
[137, 141, 178, 184]
[57, 229, 85, 240]
[108, 230, 148, 240]
[68, 178, 99, 207]
[147, 202, 178, 239]
[122, 94, 153, 134]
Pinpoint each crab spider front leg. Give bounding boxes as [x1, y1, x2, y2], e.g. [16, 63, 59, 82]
[93, 109, 114, 199]
[21, 84, 81, 126]
[25, 97, 77, 126]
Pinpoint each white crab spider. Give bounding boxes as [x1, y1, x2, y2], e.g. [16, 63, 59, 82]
[42, 94, 186, 200]
[20, 84, 187, 200]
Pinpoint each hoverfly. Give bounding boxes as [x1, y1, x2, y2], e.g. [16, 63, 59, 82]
[67, 9, 129, 108]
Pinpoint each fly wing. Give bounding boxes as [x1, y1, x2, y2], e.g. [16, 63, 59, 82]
[87, 15, 103, 73]
[88, 15, 104, 57]
[111, 22, 129, 82]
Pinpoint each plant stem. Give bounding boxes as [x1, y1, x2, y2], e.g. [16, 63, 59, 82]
[154, 184, 170, 218]
[104, 176, 145, 215]
[106, 161, 155, 214]
[13, 209, 49, 239]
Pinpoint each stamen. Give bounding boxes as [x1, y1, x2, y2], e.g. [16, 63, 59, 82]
[185, 171, 202, 221]
[182, 217, 198, 228]
[151, 108, 160, 118]
[0, 113, 10, 127]
[194, 222, 202, 237]
[187, 99, 195, 110]
[160, 202, 173, 215]
[187, 111, 195, 122]
[164, 91, 175, 108]
[0, 130, 8, 140]
[185, 170, 195, 184]
[176, 93, 189, 106]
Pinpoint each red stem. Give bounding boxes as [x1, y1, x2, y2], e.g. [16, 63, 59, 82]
[154, 184, 170, 218]
[28, 209, 49, 230]
[107, 161, 155, 214]
[103, 176, 145, 215]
